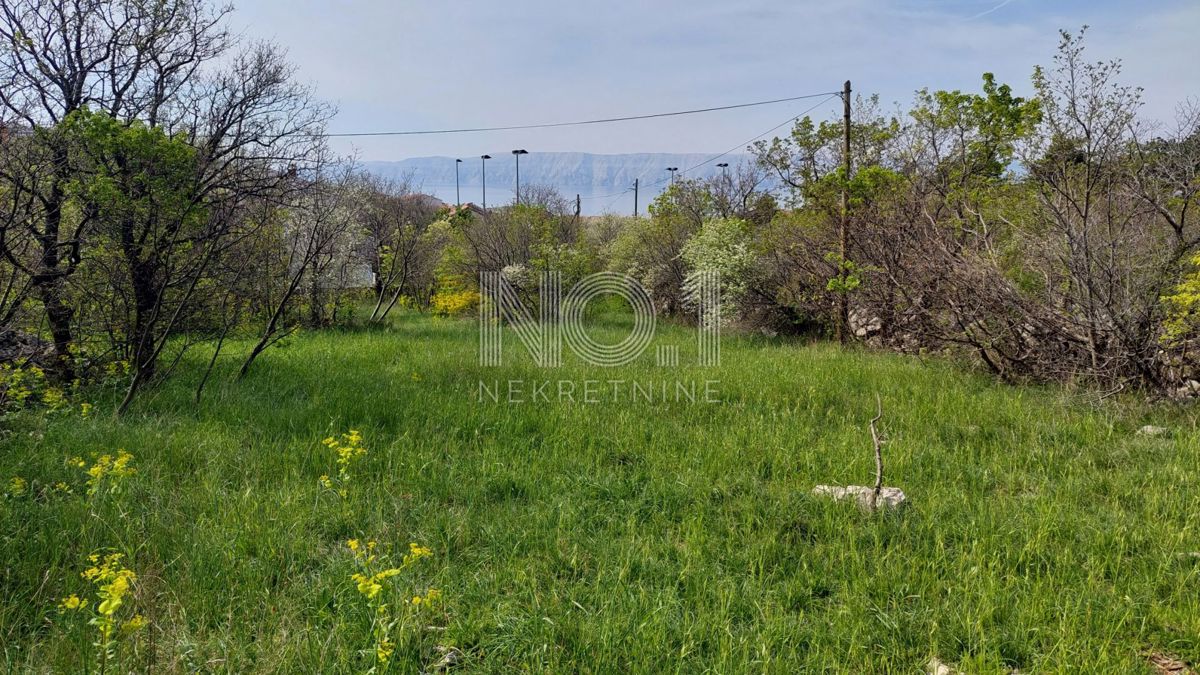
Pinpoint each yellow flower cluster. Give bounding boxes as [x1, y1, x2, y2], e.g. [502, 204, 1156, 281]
[431, 288, 481, 317]
[77, 450, 136, 495]
[63, 552, 145, 668]
[346, 538, 439, 667]
[410, 588, 442, 607]
[319, 430, 366, 497]
[8, 476, 26, 496]
[41, 386, 68, 412]
[351, 567, 401, 600]
[402, 542, 433, 566]
[0, 363, 44, 411]
[59, 594, 84, 610]
[325, 429, 366, 471]
[82, 553, 137, 618]
[0, 365, 86, 416]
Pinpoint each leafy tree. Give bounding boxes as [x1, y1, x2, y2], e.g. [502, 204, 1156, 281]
[64, 108, 206, 392]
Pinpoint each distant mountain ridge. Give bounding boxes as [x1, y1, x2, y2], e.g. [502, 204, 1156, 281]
[363, 152, 753, 190]
[361, 152, 757, 215]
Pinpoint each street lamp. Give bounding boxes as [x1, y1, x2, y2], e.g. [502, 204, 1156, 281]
[716, 163, 731, 218]
[481, 155, 491, 209]
[455, 158, 463, 206]
[512, 149, 528, 205]
[666, 167, 679, 184]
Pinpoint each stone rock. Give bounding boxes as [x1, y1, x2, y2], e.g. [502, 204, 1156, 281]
[1138, 425, 1170, 437]
[427, 646, 464, 673]
[1174, 380, 1200, 400]
[1145, 651, 1194, 674]
[849, 309, 883, 338]
[812, 484, 907, 511]
[926, 657, 958, 675]
[0, 329, 54, 365]
[927, 656, 1028, 675]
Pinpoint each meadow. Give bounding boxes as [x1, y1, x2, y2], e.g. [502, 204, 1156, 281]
[1, 311, 1198, 673]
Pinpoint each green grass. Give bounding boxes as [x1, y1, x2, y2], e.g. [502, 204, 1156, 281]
[1, 311, 1198, 673]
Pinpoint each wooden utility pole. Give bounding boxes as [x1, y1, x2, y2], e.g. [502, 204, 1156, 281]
[633, 178, 639, 217]
[837, 79, 852, 344]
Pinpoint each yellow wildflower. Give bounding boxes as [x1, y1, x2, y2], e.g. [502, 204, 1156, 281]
[410, 588, 442, 607]
[321, 430, 368, 494]
[41, 387, 67, 411]
[353, 573, 383, 599]
[58, 594, 85, 611]
[66, 551, 139, 667]
[82, 450, 135, 495]
[8, 476, 26, 496]
[120, 614, 147, 634]
[377, 638, 396, 663]
[403, 542, 433, 566]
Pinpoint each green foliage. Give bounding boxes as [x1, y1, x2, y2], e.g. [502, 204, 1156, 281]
[753, 95, 899, 211]
[911, 73, 1042, 181]
[823, 253, 865, 294]
[62, 108, 205, 239]
[605, 185, 704, 314]
[1162, 253, 1200, 344]
[520, 204, 595, 285]
[1, 313, 1196, 671]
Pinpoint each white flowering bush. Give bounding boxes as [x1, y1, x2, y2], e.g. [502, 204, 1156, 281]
[682, 218, 756, 325]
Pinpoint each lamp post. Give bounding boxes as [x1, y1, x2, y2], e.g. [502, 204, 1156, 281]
[455, 158, 463, 206]
[666, 167, 679, 185]
[511, 149, 528, 205]
[716, 163, 731, 218]
[481, 155, 491, 209]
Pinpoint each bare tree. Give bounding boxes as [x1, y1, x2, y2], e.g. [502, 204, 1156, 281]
[0, 0, 332, 407]
[358, 175, 443, 322]
[238, 159, 358, 379]
[0, 0, 234, 378]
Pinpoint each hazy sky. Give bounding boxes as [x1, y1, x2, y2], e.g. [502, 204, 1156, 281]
[231, 0, 1199, 161]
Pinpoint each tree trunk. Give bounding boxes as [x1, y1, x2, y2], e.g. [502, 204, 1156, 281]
[37, 281, 75, 380]
[32, 170, 75, 381]
[129, 258, 160, 383]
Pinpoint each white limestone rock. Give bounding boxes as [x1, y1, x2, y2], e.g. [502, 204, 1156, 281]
[926, 657, 958, 675]
[1138, 425, 1170, 437]
[812, 484, 907, 511]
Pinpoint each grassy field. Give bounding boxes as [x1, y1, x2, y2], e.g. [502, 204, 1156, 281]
[1, 310, 1198, 673]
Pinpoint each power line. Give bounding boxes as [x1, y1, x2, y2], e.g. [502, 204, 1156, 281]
[678, 94, 839, 177]
[323, 91, 840, 138]
[584, 93, 839, 202]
